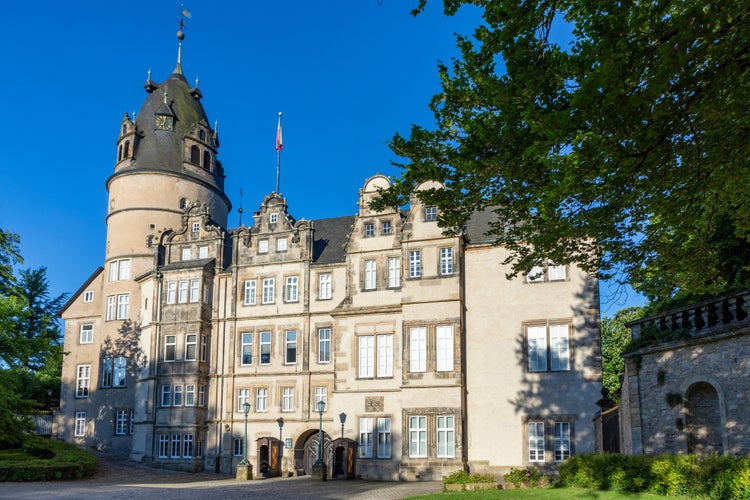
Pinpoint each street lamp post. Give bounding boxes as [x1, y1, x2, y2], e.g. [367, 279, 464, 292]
[240, 402, 251, 465]
[339, 412, 346, 439]
[277, 417, 284, 476]
[312, 399, 327, 481]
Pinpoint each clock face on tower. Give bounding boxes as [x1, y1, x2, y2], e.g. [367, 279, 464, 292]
[155, 114, 173, 131]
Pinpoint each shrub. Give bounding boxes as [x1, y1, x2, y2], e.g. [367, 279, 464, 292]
[443, 469, 495, 484]
[504, 467, 542, 487]
[0, 438, 97, 481]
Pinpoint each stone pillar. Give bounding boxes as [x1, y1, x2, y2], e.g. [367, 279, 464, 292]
[311, 462, 327, 481]
[236, 464, 253, 480]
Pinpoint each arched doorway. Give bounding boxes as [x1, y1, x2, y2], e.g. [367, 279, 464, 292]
[686, 382, 724, 455]
[295, 430, 332, 475]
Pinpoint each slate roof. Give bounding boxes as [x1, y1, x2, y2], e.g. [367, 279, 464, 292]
[464, 208, 502, 245]
[312, 215, 355, 264]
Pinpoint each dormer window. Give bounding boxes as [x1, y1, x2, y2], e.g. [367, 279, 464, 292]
[425, 206, 438, 221]
[199, 130, 206, 141]
[203, 151, 211, 171]
[123, 141, 130, 158]
[190, 145, 200, 164]
[270, 213, 278, 224]
[192, 222, 200, 233]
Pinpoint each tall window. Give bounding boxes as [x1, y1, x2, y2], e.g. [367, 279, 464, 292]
[76, 365, 90, 398]
[101, 358, 113, 387]
[364, 260, 377, 290]
[106, 295, 116, 320]
[199, 385, 206, 407]
[285, 330, 297, 364]
[281, 387, 294, 412]
[436, 326, 454, 372]
[285, 276, 299, 302]
[359, 418, 373, 458]
[528, 323, 570, 372]
[377, 418, 392, 458]
[80, 324, 94, 344]
[409, 416, 427, 457]
[377, 334, 393, 377]
[190, 279, 200, 302]
[185, 334, 197, 361]
[237, 388, 249, 412]
[555, 422, 571, 461]
[550, 325, 570, 371]
[437, 415, 455, 458]
[185, 384, 195, 406]
[314, 387, 327, 413]
[159, 435, 169, 458]
[171, 435, 181, 458]
[358, 336, 374, 378]
[318, 328, 331, 363]
[161, 385, 171, 407]
[529, 422, 545, 462]
[164, 335, 176, 362]
[440, 247, 454, 275]
[262, 278, 275, 304]
[178, 281, 188, 303]
[113, 356, 126, 386]
[260, 332, 271, 364]
[382, 220, 392, 235]
[201, 335, 208, 362]
[244, 280, 256, 305]
[409, 327, 427, 372]
[319, 274, 331, 300]
[182, 248, 191, 261]
[233, 438, 244, 456]
[108, 259, 131, 282]
[388, 257, 400, 288]
[115, 409, 128, 435]
[256, 388, 268, 412]
[117, 294, 129, 319]
[199, 246, 208, 259]
[241, 333, 253, 365]
[258, 239, 269, 254]
[167, 282, 177, 304]
[173, 385, 183, 406]
[74, 412, 86, 437]
[409, 250, 422, 278]
[183, 434, 194, 458]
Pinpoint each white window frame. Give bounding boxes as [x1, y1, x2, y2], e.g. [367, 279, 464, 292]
[244, 279, 257, 305]
[440, 247, 454, 275]
[425, 206, 438, 221]
[281, 387, 294, 412]
[115, 409, 128, 435]
[382, 220, 392, 235]
[159, 434, 169, 458]
[164, 335, 176, 362]
[549, 264, 566, 281]
[409, 250, 421, 278]
[527, 325, 548, 372]
[241, 332, 253, 365]
[181, 248, 191, 261]
[201, 335, 209, 362]
[173, 385, 183, 406]
[76, 364, 90, 398]
[318, 328, 331, 363]
[364, 259, 377, 290]
[233, 437, 244, 456]
[171, 435, 181, 458]
[409, 416, 427, 458]
[285, 276, 299, 302]
[550, 324, 571, 371]
[178, 280, 188, 304]
[83, 290, 94, 302]
[237, 388, 249, 412]
[192, 222, 200, 233]
[276, 238, 288, 252]
[185, 384, 195, 406]
[377, 417, 392, 458]
[166, 282, 177, 304]
[388, 257, 400, 288]
[260, 331, 271, 365]
[109, 259, 131, 282]
[314, 386, 327, 413]
[436, 325, 454, 372]
[199, 385, 207, 407]
[185, 334, 197, 361]
[359, 417, 373, 458]
[190, 279, 200, 303]
[101, 358, 113, 388]
[80, 323, 94, 344]
[285, 330, 297, 364]
[183, 434, 194, 458]
[74, 412, 86, 437]
[319, 273, 331, 300]
[262, 278, 275, 304]
[113, 356, 126, 387]
[358, 335, 374, 378]
[528, 323, 570, 372]
[409, 327, 427, 373]
[437, 415, 455, 458]
[161, 385, 171, 407]
[255, 387, 268, 412]
[116, 293, 129, 319]
[106, 295, 116, 321]
[365, 223, 375, 237]
[527, 265, 545, 283]
[270, 213, 278, 224]
[377, 334, 393, 377]
[199, 246, 208, 259]
[529, 421, 545, 462]
[258, 239, 269, 254]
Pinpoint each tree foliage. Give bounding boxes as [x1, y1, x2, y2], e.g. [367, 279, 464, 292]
[374, 0, 750, 303]
[601, 307, 644, 401]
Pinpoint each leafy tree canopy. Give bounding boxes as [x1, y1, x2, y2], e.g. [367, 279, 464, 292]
[601, 306, 644, 401]
[374, 0, 750, 303]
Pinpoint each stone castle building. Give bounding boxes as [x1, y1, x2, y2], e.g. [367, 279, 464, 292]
[56, 36, 602, 480]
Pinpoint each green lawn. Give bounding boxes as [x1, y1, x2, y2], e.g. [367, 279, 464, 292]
[407, 488, 697, 499]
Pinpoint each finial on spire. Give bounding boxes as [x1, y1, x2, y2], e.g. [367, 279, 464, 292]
[195, 77, 199, 87]
[147, 68, 152, 81]
[163, 89, 168, 104]
[214, 120, 219, 132]
[175, 5, 191, 74]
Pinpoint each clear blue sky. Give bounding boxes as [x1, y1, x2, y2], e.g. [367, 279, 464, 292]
[0, 1, 643, 315]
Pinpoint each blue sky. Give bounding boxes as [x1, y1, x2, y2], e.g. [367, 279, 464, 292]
[0, 1, 643, 315]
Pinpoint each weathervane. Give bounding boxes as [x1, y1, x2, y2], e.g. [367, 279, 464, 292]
[176, 4, 192, 68]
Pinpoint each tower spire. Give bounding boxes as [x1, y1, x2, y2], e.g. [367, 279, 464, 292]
[175, 5, 191, 74]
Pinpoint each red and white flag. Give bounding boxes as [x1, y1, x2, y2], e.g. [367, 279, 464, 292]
[275, 113, 283, 152]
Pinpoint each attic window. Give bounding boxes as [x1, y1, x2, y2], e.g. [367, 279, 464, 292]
[425, 206, 438, 221]
[199, 130, 206, 141]
[270, 213, 278, 224]
[180, 198, 188, 209]
[190, 146, 200, 164]
[192, 222, 200, 233]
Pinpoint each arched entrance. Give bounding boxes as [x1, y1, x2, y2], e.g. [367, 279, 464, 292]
[295, 429, 332, 475]
[686, 381, 724, 455]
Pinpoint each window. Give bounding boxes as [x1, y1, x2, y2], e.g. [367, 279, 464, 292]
[76, 365, 90, 398]
[555, 422, 571, 461]
[260, 332, 271, 364]
[237, 388, 249, 412]
[190, 145, 200, 164]
[159, 435, 169, 458]
[171, 434, 181, 458]
[528, 323, 570, 372]
[113, 356, 126, 387]
[166, 282, 177, 304]
[529, 422, 545, 462]
[440, 247, 454, 275]
[182, 248, 191, 261]
[527, 265, 545, 283]
[190, 279, 200, 302]
[117, 294, 129, 319]
[201, 335, 208, 362]
[244, 280, 257, 305]
[285, 276, 298, 302]
[549, 264, 566, 281]
[285, 330, 297, 364]
[382, 221, 392, 235]
[106, 295, 116, 320]
[74, 412, 86, 437]
[314, 387, 327, 412]
[276, 238, 287, 252]
[199, 385, 206, 407]
[192, 222, 200, 233]
[179, 198, 188, 209]
[365, 223, 375, 237]
[409, 416, 427, 457]
[164, 335, 176, 362]
[115, 409, 128, 435]
[319, 274, 331, 300]
[409, 250, 422, 278]
[425, 206, 438, 221]
[281, 387, 294, 412]
[364, 260, 377, 290]
[109, 259, 131, 282]
[241, 333, 253, 365]
[270, 213, 278, 224]
[262, 278, 275, 304]
[377, 418, 392, 458]
[185, 334, 197, 361]
[102, 358, 113, 388]
[358, 336, 374, 378]
[388, 257, 401, 288]
[173, 385, 183, 406]
[318, 328, 331, 363]
[377, 335, 393, 377]
[161, 385, 171, 407]
[437, 415, 455, 457]
[199, 246, 208, 259]
[360, 418, 373, 458]
[178, 280, 188, 303]
[233, 437, 244, 456]
[129, 410, 134, 435]
[409, 327, 427, 373]
[80, 324, 94, 344]
[436, 326, 454, 372]
[83, 290, 94, 302]
[183, 434, 194, 458]
[185, 384, 195, 406]
[197, 440, 204, 458]
[256, 388, 268, 412]
[258, 239, 269, 254]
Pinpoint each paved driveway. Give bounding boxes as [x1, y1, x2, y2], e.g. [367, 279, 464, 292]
[0, 454, 443, 499]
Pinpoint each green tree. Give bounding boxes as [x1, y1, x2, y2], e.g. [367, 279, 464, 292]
[601, 307, 643, 401]
[374, 1, 750, 303]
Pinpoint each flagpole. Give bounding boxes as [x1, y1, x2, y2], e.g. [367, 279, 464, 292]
[275, 112, 283, 193]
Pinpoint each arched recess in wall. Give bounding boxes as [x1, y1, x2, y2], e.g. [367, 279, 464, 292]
[684, 381, 725, 455]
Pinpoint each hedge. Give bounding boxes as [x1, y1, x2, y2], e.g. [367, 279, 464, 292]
[0, 437, 98, 481]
